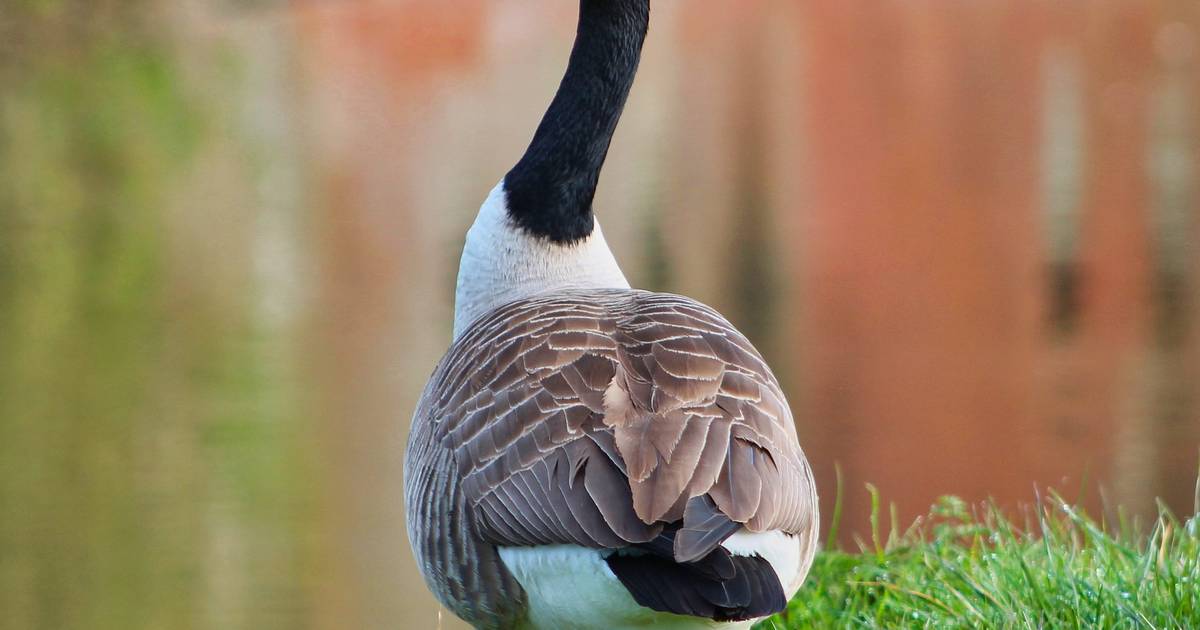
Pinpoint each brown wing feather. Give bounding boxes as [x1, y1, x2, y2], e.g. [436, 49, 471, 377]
[428, 290, 812, 545]
[406, 289, 817, 625]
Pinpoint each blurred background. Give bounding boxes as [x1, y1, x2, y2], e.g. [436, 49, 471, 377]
[1, 0, 1197, 628]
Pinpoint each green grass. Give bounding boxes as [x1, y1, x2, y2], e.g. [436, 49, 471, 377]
[760, 478, 1200, 629]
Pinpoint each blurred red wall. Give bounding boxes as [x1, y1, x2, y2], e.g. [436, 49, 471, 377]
[288, 1, 1198, 625]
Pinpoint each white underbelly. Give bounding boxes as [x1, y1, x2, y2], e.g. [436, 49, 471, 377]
[497, 530, 802, 630]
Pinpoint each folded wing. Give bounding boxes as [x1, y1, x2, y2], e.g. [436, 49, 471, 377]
[422, 290, 816, 563]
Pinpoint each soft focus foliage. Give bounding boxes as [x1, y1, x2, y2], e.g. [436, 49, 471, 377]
[0, 3, 314, 629]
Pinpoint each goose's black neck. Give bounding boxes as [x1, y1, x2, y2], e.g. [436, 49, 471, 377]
[503, 0, 650, 244]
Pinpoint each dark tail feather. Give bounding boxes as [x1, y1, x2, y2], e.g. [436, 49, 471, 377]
[605, 545, 786, 622]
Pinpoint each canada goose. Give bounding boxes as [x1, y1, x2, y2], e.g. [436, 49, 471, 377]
[404, 2, 819, 628]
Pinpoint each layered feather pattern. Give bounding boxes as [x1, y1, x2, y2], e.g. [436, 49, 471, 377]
[405, 289, 818, 628]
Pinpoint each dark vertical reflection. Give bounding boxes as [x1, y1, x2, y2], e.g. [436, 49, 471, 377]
[724, 10, 780, 358]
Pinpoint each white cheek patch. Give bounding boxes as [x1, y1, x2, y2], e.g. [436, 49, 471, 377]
[453, 182, 630, 338]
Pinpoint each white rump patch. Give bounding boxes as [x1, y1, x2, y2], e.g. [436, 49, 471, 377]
[721, 530, 806, 597]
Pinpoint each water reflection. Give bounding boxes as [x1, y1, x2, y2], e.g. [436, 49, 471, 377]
[1, 1, 1196, 629]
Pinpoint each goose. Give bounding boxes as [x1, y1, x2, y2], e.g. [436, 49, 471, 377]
[404, 1, 819, 628]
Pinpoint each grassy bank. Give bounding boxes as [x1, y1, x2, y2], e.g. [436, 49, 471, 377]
[762, 479, 1200, 629]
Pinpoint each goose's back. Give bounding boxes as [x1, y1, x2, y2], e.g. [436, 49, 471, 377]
[405, 289, 818, 628]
